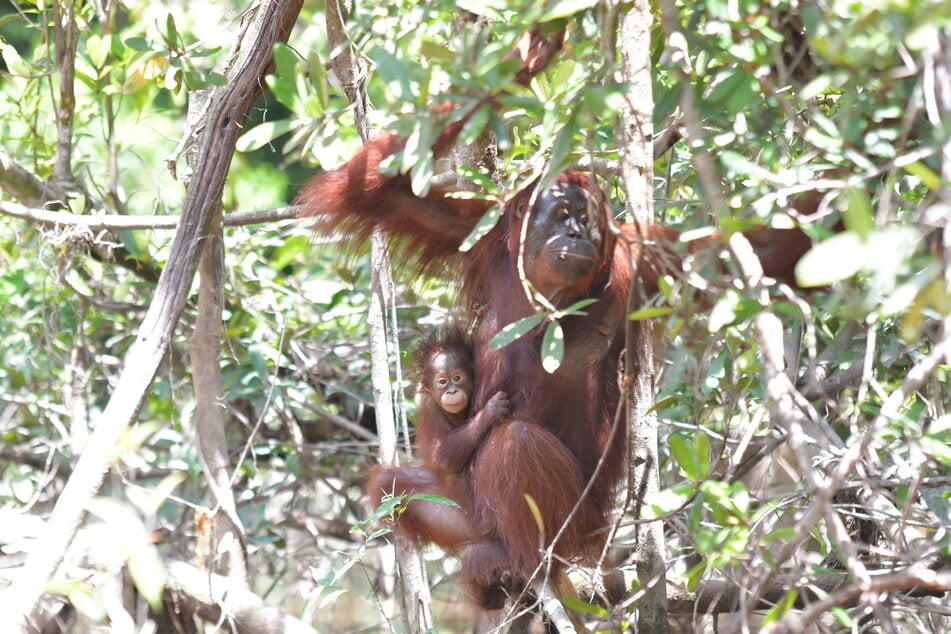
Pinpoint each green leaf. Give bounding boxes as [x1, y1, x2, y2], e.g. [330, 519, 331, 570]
[540, 0, 599, 21]
[364, 496, 404, 524]
[541, 321, 564, 373]
[459, 204, 503, 252]
[127, 543, 167, 611]
[646, 482, 696, 519]
[669, 432, 700, 481]
[762, 588, 798, 625]
[124, 37, 152, 52]
[408, 493, 462, 508]
[795, 227, 920, 287]
[709, 290, 740, 333]
[272, 42, 299, 83]
[685, 560, 706, 592]
[372, 48, 412, 101]
[719, 151, 772, 180]
[548, 116, 578, 175]
[795, 232, 866, 286]
[559, 298, 598, 316]
[420, 38, 456, 63]
[921, 436, 951, 468]
[164, 13, 179, 48]
[561, 595, 609, 617]
[410, 153, 435, 196]
[708, 70, 756, 116]
[696, 432, 711, 478]
[830, 606, 854, 628]
[85, 34, 110, 69]
[459, 105, 491, 145]
[236, 120, 295, 152]
[67, 585, 107, 621]
[841, 187, 874, 239]
[455, 0, 508, 19]
[648, 394, 680, 414]
[308, 50, 329, 108]
[903, 160, 942, 191]
[628, 306, 673, 321]
[402, 116, 438, 175]
[489, 314, 545, 349]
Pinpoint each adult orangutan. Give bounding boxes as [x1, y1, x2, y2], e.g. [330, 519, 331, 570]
[297, 106, 814, 607]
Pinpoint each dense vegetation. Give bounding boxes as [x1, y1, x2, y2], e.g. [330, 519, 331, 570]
[1, 0, 950, 631]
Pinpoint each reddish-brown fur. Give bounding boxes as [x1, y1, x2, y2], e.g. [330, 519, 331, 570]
[299, 116, 814, 608]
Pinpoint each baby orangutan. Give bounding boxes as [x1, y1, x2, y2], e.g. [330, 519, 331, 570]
[412, 328, 510, 473]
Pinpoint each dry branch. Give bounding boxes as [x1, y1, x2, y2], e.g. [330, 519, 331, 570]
[164, 561, 318, 634]
[0, 199, 300, 230]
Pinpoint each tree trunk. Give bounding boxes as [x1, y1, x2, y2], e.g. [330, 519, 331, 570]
[618, 2, 670, 631]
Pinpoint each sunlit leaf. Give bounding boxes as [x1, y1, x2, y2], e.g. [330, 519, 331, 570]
[489, 314, 545, 349]
[164, 13, 179, 49]
[541, 321, 564, 373]
[561, 595, 609, 617]
[669, 433, 699, 481]
[408, 493, 462, 508]
[459, 105, 491, 145]
[123, 56, 166, 93]
[373, 48, 412, 100]
[456, 0, 508, 19]
[830, 606, 854, 628]
[459, 204, 503, 252]
[237, 120, 296, 152]
[903, 160, 942, 191]
[523, 494, 545, 534]
[540, 0, 599, 21]
[841, 187, 874, 239]
[762, 589, 798, 625]
[410, 153, 435, 197]
[921, 436, 951, 468]
[84, 34, 110, 69]
[67, 585, 106, 622]
[645, 482, 695, 519]
[795, 227, 920, 287]
[308, 50, 329, 108]
[128, 543, 166, 611]
[709, 290, 740, 333]
[560, 298, 598, 316]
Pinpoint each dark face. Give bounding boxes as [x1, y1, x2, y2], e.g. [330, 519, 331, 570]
[523, 179, 606, 304]
[424, 349, 472, 416]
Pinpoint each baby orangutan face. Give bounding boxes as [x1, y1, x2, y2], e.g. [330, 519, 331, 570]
[423, 349, 472, 416]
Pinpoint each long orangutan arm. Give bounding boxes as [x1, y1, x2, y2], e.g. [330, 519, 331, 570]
[619, 212, 816, 301]
[297, 25, 567, 266]
[295, 120, 489, 267]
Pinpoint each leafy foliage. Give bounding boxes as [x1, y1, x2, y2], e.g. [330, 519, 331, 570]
[0, 0, 950, 631]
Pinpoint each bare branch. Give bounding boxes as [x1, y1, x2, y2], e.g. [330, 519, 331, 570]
[165, 561, 319, 634]
[0, 200, 301, 230]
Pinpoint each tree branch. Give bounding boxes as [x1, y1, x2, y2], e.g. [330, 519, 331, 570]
[165, 561, 319, 634]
